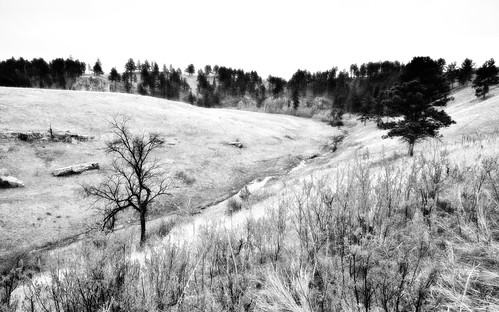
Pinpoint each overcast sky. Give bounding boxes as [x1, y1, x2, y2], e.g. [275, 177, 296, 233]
[0, 0, 498, 79]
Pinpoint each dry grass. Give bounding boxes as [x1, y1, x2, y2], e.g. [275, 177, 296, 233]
[0, 86, 333, 260]
[6, 132, 499, 311]
[3, 85, 499, 311]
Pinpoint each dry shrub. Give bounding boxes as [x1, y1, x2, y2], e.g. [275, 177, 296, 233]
[150, 218, 176, 239]
[11, 142, 499, 311]
[175, 170, 196, 185]
[226, 197, 242, 216]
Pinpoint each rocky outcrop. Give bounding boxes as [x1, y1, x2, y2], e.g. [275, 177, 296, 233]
[236, 97, 258, 109]
[72, 75, 110, 92]
[3, 130, 93, 143]
[52, 163, 99, 177]
[0, 176, 25, 188]
[262, 96, 290, 112]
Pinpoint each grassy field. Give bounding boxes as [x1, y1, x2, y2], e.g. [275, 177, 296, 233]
[159, 85, 499, 243]
[3, 85, 499, 311]
[0, 87, 335, 258]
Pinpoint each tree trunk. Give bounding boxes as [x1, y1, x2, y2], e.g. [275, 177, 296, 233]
[52, 163, 99, 176]
[140, 208, 147, 246]
[408, 142, 415, 157]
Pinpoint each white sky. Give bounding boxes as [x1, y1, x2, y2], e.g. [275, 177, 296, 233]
[0, 0, 498, 79]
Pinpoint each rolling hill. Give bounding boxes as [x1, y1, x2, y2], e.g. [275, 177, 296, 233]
[3, 84, 499, 311]
[0, 87, 334, 257]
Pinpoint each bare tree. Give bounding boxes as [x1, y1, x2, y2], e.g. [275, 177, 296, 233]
[83, 116, 172, 245]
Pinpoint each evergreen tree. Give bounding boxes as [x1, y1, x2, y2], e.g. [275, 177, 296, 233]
[291, 88, 300, 110]
[437, 58, 446, 72]
[185, 64, 195, 76]
[402, 56, 451, 106]
[140, 60, 151, 94]
[268, 75, 286, 97]
[256, 84, 266, 107]
[472, 58, 499, 99]
[124, 58, 137, 93]
[50, 58, 66, 88]
[204, 65, 212, 76]
[358, 95, 374, 125]
[196, 70, 210, 92]
[350, 64, 359, 78]
[31, 58, 51, 88]
[458, 58, 474, 85]
[188, 91, 195, 104]
[108, 67, 120, 91]
[379, 81, 455, 156]
[288, 69, 309, 96]
[151, 62, 160, 95]
[359, 64, 367, 77]
[93, 59, 103, 76]
[445, 62, 459, 88]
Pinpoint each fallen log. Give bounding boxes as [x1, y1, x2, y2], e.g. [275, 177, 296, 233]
[52, 163, 99, 177]
[228, 141, 244, 148]
[51, 131, 94, 142]
[5, 130, 94, 143]
[0, 176, 25, 188]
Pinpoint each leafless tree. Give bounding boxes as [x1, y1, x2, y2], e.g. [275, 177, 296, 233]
[83, 116, 172, 245]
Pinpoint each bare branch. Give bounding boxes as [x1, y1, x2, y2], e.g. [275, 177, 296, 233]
[82, 115, 172, 245]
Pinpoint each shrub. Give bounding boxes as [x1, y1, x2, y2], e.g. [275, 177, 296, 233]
[154, 218, 176, 238]
[329, 119, 344, 127]
[15, 141, 499, 311]
[323, 134, 345, 152]
[175, 170, 196, 185]
[17, 133, 30, 142]
[226, 198, 242, 215]
[238, 185, 250, 201]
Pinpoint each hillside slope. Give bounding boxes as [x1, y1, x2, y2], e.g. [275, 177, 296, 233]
[6, 85, 499, 312]
[0, 87, 334, 256]
[157, 85, 499, 243]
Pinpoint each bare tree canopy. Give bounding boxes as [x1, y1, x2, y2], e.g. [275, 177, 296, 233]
[83, 115, 172, 245]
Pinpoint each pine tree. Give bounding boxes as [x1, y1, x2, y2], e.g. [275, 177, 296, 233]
[291, 88, 299, 110]
[379, 81, 455, 156]
[108, 67, 120, 91]
[358, 95, 374, 125]
[204, 65, 212, 76]
[188, 91, 195, 104]
[458, 58, 474, 85]
[445, 62, 459, 88]
[124, 58, 137, 93]
[472, 58, 499, 99]
[93, 59, 103, 76]
[185, 64, 195, 76]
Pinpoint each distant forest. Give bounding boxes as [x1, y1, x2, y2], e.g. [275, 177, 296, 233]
[0, 56, 497, 120]
[0, 57, 86, 89]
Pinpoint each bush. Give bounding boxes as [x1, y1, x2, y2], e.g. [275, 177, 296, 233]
[226, 197, 242, 215]
[175, 170, 196, 185]
[323, 134, 345, 152]
[329, 119, 344, 127]
[238, 185, 250, 201]
[154, 219, 176, 238]
[15, 142, 499, 311]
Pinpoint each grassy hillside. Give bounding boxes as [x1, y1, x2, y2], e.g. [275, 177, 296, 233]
[0, 87, 334, 258]
[3, 85, 499, 311]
